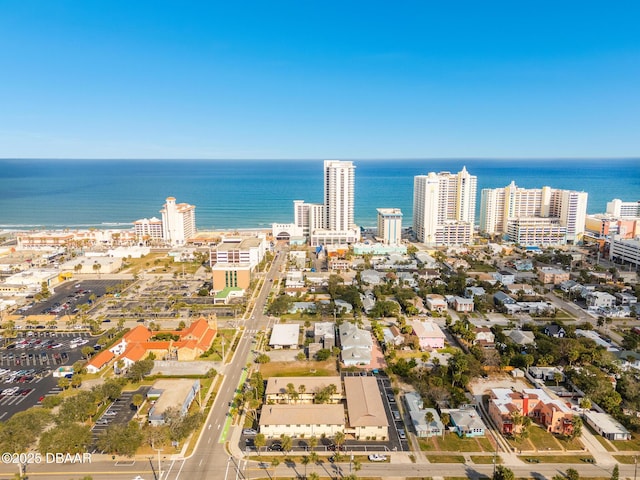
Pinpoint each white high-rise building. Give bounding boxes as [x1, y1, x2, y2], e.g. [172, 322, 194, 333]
[479, 184, 587, 244]
[160, 196, 196, 246]
[324, 160, 356, 233]
[133, 217, 164, 242]
[377, 208, 403, 245]
[413, 167, 477, 246]
[606, 199, 640, 218]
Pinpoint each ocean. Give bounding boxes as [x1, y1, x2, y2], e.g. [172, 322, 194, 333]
[0, 158, 638, 230]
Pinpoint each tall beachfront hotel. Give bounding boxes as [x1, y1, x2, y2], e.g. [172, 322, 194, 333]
[412, 167, 477, 246]
[273, 160, 360, 246]
[479, 182, 587, 245]
[160, 196, 196, 246]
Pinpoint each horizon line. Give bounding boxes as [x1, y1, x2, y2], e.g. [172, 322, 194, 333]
[1, 156, 639, 162]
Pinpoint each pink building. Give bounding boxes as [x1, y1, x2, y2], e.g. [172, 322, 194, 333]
[410, 320, 446, 350]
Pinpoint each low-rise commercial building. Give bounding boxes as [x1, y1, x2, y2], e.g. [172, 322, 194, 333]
[147, 379, 200, 426]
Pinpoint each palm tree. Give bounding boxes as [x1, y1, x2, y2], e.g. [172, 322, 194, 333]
[308, 451, 319, 465]
[425, 410, 435, 440]
[333, 431, 346, 450]
[308, 473, 320, 480]
[270, 458, 280, 480]
[254, 433, 266, 456]
[301, 455, 310, 479]
[308, 436, 318, 451]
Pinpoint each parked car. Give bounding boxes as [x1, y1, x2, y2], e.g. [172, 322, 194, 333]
[268, 443, 282, 451]
[242, 428, 258, 436]
[368, 454, 387, 462]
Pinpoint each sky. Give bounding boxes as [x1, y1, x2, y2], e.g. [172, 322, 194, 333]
[0, 1, 639, 159]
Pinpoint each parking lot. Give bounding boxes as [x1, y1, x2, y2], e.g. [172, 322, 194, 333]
[17, 279, 124, 317]
[90, 386, 149, 452]
[242, 370, 409, 454]
[0, 331, 92, 421]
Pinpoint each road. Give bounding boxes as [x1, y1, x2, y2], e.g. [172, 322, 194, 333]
[1, 248, 636, 479]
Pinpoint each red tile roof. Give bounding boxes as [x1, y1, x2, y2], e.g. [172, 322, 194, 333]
[87, 349, 115, 369]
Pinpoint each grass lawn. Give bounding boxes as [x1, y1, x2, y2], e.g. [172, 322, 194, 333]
[508, 425, 562, 452]
[468, 262, 497, 272]
[258, 359, 339, 377]
[613, 455, 638, 464]
[612, 432, 640, 451]
[425, 454, 466, 463]
[470, 455, 502, 464]
[420, 434, 493, 452]
[584, 424, 615, 452]
[555, 435, 584, 451]
[519, 454, 594, 463]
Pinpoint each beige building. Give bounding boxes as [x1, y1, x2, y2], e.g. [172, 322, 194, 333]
[344, 376, 389, 440]
[259, 404, 345, 438]
[537, 267, 570, 285]
[265, 376, 343, 404]
[210, 236, 267, 292]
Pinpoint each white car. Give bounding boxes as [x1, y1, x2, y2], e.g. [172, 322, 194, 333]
[368, 454, 387, 462]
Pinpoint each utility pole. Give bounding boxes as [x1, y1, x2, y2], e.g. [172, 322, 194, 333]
[155, 448, 163, 480]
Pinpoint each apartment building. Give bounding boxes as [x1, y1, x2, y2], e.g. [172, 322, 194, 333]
[480, 182, 587, 245]
[489, 388, 574, 436]
[377, 208, 403, 245]
[413, 167, 477, 246]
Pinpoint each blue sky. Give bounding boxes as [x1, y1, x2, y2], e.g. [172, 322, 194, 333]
[0, 1, 638, 159]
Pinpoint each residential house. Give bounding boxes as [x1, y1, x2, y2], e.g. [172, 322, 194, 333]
[473, 327, 495, 349]
[451, 296, 474, 313]
[338, 322, 373, 366]
[425, 294, 447, 312]
[586, 291, 617, 310]
[544, 324, 566, 338]
[493, 270, 515, 285]
[528, 366, 564, 382]
[404, 392, 444, 438]
[494, 291, 516, 308]
[506, 284, 535, 296]
[583, 411, 631, 441]
[314, 322, 336, 350]
[410, 320, 446, 350]
[382, 326, 405, 347]
[504, 329, 536, 347]
[447, 407, 486, 437]
[465, 286, 486, 299]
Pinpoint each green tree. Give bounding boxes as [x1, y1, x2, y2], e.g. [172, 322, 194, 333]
[493, 465, 515, 480]
[58, 377, 71, 390]
[38, 423, 92, 454]
[254, 433, 266, 455]
[280, 434, 293, 454]
[96, 422, 143, 457]
[565, 468, 580, 480]
[333, 431, 346, 449]
[132, 394, 144, 417]
[610, 464, 619, 480]
[125, 358, 154, 382]
[425, 410, 435, 440]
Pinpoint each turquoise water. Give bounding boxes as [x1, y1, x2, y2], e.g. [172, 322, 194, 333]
[0, 158, 638, 229]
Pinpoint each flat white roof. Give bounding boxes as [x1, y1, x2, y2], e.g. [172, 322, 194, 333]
[269, 323, 300, 347]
